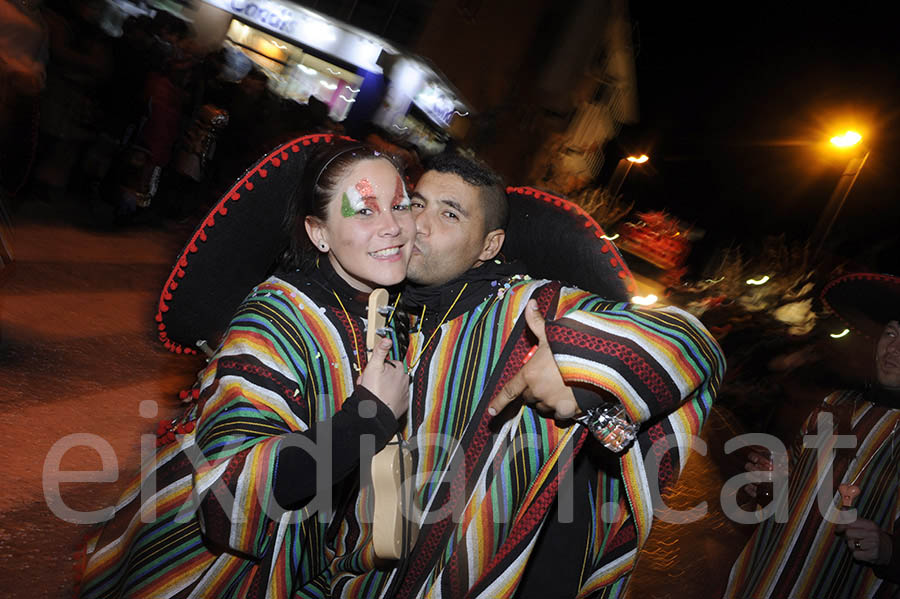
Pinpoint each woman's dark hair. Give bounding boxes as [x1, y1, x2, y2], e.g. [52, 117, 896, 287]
[279, 141, 402, 270]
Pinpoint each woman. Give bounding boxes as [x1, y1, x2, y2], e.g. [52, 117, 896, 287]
[78, 139, 414, 597]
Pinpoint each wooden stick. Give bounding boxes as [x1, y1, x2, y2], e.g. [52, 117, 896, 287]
[366, 288, 389, 353]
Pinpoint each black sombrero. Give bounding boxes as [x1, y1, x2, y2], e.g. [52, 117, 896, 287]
[502, 186, 636, 302]
[156, 133, 353, 354]
[157, 150, 637, 354]
[821, 273, 900, 339]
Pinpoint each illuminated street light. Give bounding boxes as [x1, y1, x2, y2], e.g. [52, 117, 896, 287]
[811, 130, 869, 259]
[609, 154, 650, 196]
[829, 130, 862, 148]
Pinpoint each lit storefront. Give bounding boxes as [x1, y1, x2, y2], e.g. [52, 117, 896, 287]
[373, 55, 469, 154]
[195, 0, 471, 146]
[224, 19, 363, 121]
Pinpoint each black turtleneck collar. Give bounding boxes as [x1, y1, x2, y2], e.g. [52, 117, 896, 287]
[403, 259, 526, 325]
[277, 257, 400, 318]
[864, 384, 900, 410]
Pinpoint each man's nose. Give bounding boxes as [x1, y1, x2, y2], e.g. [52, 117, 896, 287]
[414, 210, 430, 236]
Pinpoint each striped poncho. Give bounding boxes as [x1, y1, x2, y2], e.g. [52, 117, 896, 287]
[725, 390, 900, 598]
[337, 267, 725, 598]
[77, 266, 404, 598]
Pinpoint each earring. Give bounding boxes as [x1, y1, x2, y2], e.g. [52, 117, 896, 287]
[320, 243, 327, 250]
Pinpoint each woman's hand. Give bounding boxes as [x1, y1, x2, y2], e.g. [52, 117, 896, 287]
[359, 337, 409, 419]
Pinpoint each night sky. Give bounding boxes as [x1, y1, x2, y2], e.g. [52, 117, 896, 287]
[611, 2, 900, 265]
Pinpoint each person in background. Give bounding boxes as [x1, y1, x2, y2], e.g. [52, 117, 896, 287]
[726, 272, 900, 598]
[0, 0, 46, 198]
[29, 0, 111, 201]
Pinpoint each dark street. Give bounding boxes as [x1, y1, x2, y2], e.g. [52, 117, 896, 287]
[0, 200, 200, 597]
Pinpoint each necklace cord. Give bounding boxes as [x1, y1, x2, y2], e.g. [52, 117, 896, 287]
[387, 293, 401, 326]
[332, 290, 363, 375]
[408, 283, 468, 371]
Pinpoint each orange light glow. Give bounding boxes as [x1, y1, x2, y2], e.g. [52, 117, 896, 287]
[830, 131, 862, 148]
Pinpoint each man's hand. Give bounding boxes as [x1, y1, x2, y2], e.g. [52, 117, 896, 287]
[742, 446, 775, 498]
[836, 518, 893, 565]
[488, 299, 578, 420]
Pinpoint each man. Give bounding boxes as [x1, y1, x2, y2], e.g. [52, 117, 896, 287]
[725, 273, 900, 598]
[362, 153, 725, 598]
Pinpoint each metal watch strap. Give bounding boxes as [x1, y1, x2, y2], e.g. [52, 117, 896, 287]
[574, 401, 637, 452]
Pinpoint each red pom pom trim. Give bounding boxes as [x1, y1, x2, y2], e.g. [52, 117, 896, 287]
[155, 134, 356, 354]
[505, 186, 635, 294]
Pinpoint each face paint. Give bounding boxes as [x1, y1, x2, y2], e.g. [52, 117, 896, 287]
[341, 185, 366, 217]
[392, 175, 410, 209]
[320, 158, 414, 292]
[341, 178, 380, 218]
[356, 178, 374, 197]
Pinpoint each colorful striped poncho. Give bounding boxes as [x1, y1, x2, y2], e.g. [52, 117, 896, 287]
[77, 267, 404, 599]
[335, 269, 725, 598]
[725, 390, 900, 598]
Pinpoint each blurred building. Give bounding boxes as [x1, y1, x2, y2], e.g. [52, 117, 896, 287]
[102, 0, 636, 176]
[99, 0, 468, 154]
[411, 0, 639, 187]
[244, 0, 639, 185]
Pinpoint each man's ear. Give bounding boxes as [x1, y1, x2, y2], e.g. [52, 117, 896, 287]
[478, 229, 505, 262]
[304, 216, 328, 251]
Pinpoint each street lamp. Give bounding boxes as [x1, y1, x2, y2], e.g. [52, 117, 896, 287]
[830, 131, 862, 148]
[810, 130, 869, 259]
[608, 154, 649, 197]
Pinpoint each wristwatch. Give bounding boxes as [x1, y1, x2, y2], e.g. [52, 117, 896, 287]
[574, 401, 636, 452]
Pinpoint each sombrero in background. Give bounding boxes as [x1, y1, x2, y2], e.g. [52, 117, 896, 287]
[822, 273, 900, 339]
[156, 133, 351, 354]
[502, 186, 635, 302]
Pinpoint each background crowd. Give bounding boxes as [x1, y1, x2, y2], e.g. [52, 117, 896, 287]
[1, 0, 420, 227]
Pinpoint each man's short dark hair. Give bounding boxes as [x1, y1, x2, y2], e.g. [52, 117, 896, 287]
[425, 152, 508, 233]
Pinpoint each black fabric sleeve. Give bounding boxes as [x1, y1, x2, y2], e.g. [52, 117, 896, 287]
[572, 386, 607, 412]
[273, 386, 399, 509]
[872, 531, 900, 583]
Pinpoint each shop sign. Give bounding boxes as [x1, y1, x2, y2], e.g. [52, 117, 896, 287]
[202, 0, 384, 72]
[204, 0, 298, 36]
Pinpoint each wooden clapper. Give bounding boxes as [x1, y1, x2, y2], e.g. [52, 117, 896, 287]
[367, 289, 418, 560]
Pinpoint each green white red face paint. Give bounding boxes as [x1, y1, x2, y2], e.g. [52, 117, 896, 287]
[392, 176, 410, 210]
[340, 175, 409, 217]
[341, 178, 378, 218]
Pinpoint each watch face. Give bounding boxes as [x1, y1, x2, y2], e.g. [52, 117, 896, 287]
[576, 404, 636, 452]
